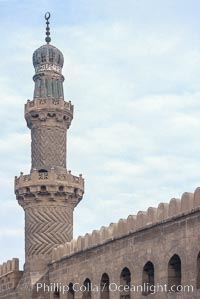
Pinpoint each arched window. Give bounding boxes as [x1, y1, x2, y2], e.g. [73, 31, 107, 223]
[168, 254, 181, 292]
[82, 278, 91, 299]
[53, 287, 60, 298]
[142, 261, 155, 295]
[120, 267, 131, 299]
[68, 283, 74, 299]
[100, 273, 110, 299]
[197, 252, 200, 289]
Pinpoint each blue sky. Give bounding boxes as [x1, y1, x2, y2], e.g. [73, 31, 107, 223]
[1, 0, 200, 267]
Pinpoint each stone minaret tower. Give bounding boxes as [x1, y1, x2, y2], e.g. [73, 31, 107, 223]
[14, 13, 84, 272]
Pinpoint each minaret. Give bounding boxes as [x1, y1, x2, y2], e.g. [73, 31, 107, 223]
[14, 13, 84, 271]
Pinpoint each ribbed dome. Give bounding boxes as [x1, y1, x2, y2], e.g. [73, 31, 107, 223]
[32, 44, 64, 69]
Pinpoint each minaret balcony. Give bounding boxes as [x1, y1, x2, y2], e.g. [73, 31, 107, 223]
[14, 169, 84, 206]
[25, 98, 73, 114]
[25, 98, 74, 129]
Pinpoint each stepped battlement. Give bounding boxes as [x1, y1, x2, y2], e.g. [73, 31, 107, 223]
[52, 187, 200, 262]
[0, 258, 23, 293]
[0, 258, 19, 277]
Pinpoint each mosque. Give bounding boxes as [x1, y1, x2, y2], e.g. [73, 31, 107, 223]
[0, 12, 200, 299]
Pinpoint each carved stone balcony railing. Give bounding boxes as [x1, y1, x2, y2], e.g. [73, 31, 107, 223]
[25, 98, 73, 113]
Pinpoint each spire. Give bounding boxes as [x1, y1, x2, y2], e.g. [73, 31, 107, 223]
[45, 12, 51, 44]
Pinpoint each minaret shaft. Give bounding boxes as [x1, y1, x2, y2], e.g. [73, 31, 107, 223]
[33, 77, 64, 98]
[25, 203, 73, 258]
[31, 125, 66, 170]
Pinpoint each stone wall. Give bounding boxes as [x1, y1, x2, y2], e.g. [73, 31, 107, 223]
[48, 187, 200, 299]
[0, 258, 23, 298]
[52, 188, 199, 261]
[1, 188, 200, 299]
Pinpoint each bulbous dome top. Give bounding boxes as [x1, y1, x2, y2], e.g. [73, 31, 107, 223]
[32, 44, 64, 70]
[32, 13, 64, 74]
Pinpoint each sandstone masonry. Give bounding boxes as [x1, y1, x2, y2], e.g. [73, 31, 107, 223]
[0, 13, 200, 299]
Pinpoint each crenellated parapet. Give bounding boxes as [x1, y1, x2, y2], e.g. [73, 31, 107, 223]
[0, 258, 23, 293]
[52, 188, 199, 262]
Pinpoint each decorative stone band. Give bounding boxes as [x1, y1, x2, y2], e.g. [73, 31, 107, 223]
[35, 63, 62, 74]
[15, 169, 84, 205]
[52, 188, 200, 262]
[0, 259, 20, 277]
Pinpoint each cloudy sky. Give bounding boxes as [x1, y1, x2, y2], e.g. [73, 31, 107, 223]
[1, 0, 200, 267]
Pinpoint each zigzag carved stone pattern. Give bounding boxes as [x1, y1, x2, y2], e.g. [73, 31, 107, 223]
[31, 126, 66, 170]
[25, 206, 73, 257]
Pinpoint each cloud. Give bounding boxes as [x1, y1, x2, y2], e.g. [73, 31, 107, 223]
[0, 200, 24, 265]
[1, 1, 200, 266]
[0, 229, 23, 237]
